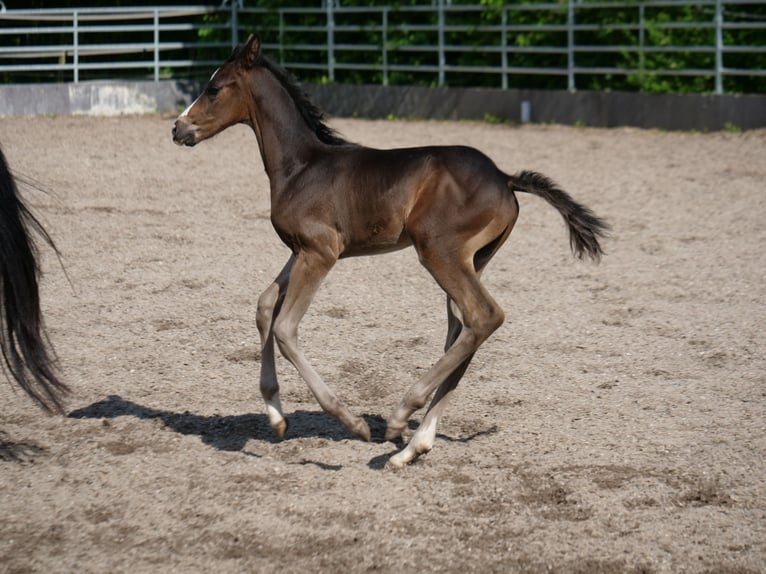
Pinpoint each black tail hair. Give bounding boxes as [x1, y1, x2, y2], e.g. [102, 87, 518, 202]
[0, 146, 68, 412]
[509, 170, 609, 261]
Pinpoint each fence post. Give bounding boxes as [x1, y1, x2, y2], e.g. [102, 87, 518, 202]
[639, 3, 645, 90]
[501, 6, 508, 90]
[153, 9, 159, 82]
[567, 0, 575, 91]
[73, 10, 79, 83]
[231, 1, 238, 50]
[714, 0, 723, 94]
[279, 9, 284, 65]
[437, 0, 445, 87]
[382, 7, 389, 86]
[326, 1, 335, 82]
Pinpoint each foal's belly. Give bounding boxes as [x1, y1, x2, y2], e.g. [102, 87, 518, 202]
[339, 223, 412, 258]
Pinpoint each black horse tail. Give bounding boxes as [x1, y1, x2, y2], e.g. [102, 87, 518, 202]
[509, 170, 609, 262]
[0, 146, 68, 413]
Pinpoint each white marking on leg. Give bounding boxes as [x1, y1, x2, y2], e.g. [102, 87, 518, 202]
[265, 394, 286, 436]
[387, 416, 438, 469]
[409, 416, 438, 453]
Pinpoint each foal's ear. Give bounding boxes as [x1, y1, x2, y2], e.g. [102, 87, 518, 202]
[240, 34, 262, 69]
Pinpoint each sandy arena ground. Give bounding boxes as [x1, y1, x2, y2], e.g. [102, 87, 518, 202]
[0, 114, 764, 573]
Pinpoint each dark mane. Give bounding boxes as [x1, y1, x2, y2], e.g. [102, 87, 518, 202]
[257, 56, 349, 146]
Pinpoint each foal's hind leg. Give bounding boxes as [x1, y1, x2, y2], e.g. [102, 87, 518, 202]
[395, 298, 474, 438]
[386, 228, 512, 468]
[419, 230, 512, 424]
[389, 311, 476, 468]
[256, 255, 294, 436]
[386, 257, 504, 468]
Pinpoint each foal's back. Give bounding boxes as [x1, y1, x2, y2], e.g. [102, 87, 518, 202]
[292, 143, 515, 259]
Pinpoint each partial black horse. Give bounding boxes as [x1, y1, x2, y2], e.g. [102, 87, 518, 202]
[0, 145, 67, 412]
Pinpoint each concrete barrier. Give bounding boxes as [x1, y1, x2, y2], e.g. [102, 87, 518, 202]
[304, 84, 766, 131]
[0, 81, 199, 117]
[1, 80, 764, 131]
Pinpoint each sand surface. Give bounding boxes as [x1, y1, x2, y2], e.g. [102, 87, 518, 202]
[1, 114, 764, 573]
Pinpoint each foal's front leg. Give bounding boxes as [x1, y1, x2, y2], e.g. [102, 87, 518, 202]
[271, 249, 371, 441]
[256, 256, 294, 437]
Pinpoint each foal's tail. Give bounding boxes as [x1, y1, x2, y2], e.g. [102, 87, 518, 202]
[509, 170, 609, 262]
[0, 146, 68, 413]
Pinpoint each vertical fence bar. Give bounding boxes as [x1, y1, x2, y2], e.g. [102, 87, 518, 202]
[153, 9, 160, 82]
[567, 0, 575, 91]
[279, 9, 284, 66]
[326, 1, 335, 82]
[231, 1, 238, 50]
[501, 6, 508, 90]
[437, 0, 445, 87]
[73, 10, 79, 83]
[714, 0, 723, 94]
[3, 2, 758, 93]
[639, 3, 645, 90]
[382, 7, 389, 86]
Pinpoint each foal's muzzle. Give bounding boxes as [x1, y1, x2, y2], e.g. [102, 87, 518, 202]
[172, 120, 197, 147]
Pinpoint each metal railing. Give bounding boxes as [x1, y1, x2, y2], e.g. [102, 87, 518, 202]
[0, 6, 230, 83]
[1, 1, 764, 94]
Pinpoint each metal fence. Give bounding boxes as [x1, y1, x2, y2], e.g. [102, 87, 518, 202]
[1, 1, 765, 94]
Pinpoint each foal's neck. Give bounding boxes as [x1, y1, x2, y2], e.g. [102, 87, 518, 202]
[248, 67, 324, 188]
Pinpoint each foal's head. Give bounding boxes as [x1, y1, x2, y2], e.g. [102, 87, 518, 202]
[172, 34, 263, 147]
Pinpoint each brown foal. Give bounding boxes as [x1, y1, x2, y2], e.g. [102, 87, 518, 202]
[173, 35, 608, 468]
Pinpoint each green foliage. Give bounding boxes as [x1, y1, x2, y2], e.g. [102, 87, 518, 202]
[619, 4, 715, 93]
[2, 1, 764, 93]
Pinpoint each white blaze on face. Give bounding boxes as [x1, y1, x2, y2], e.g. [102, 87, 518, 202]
[178, 97, 198, 119]
[179, 66, 221, 118]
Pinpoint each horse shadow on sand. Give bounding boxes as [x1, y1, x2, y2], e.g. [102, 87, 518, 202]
[68, 395, 497, 469]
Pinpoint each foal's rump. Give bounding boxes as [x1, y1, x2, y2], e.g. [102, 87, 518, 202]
[374, 145, 516, 256]
[388, 145, 608, 264]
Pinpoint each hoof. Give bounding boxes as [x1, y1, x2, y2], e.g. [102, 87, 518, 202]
[352, 419, 371, 442]
[272, 418, 288, 438]
[385, 442, 431, 470]
[385, 450, 410, 470]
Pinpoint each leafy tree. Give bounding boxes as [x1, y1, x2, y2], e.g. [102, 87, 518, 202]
[1, 1, 764, 93]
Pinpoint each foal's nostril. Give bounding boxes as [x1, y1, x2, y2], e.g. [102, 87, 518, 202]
[172, 122, 184, 144]
[171, 121, 196, 147]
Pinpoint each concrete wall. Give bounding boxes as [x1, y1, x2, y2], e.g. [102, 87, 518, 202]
[304, 84, 766, 131]
[1, 80, 764, 131]
[0, 81, 199, 117]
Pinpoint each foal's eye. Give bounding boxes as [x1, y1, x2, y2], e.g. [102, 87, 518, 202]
[206, 85, 221, 98]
